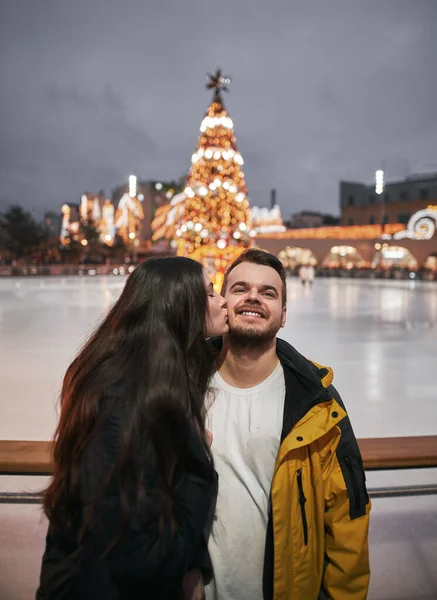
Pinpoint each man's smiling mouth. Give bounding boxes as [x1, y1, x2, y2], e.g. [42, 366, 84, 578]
[238, 310, 265, 318]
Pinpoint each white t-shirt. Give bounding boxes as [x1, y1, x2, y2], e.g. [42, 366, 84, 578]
[205, 362, 286, 600]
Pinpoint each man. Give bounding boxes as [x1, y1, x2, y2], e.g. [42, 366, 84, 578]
[205, 248, 371, 600]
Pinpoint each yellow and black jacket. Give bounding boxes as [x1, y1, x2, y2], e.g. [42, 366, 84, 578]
[262, 338, 371, 600]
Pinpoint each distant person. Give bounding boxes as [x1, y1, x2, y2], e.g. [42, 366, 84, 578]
[298, 263, 308, 284]
[306, 263, 315, 284]
[204, 249, 370, 600]
[37, 257, 228, 600]
[299, 263, 315, 285]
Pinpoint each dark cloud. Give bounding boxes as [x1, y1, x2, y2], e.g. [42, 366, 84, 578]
[1, 0, 436, 219]
[45, 82, 127, 114]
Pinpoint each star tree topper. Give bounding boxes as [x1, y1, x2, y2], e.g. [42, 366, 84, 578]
[206, 68, 232, 101]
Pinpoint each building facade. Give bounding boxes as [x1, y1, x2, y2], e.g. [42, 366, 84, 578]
[111, 180, 182, 242]
[340, 173, 437, 226]
[287, 211, 340, 229]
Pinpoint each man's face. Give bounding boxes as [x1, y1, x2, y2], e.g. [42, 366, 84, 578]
[224, 261, 286, 345]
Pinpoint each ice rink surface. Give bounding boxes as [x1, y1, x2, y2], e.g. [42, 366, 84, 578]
[1, 275, 436, 440]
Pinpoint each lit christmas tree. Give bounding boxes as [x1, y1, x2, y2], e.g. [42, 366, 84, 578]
[176, 69, 254, 281]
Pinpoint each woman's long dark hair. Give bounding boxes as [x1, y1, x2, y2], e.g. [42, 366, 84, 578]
[43, 257, 215, 537]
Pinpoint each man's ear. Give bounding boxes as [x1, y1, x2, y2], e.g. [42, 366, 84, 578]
[281, 305, 287, 328]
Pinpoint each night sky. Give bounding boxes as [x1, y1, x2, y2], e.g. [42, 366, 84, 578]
[1, 0, 436, 219]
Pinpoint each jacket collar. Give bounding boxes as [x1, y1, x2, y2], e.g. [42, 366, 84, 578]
[275, 338, 332, 439]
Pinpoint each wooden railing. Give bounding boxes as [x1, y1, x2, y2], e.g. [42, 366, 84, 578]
[0, 441, 53, 476]
[1, 436, 437, 476]
[358, 436, 437, 470]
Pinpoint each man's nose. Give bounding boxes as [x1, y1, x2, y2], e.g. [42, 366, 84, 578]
[247, 288, 261, 302]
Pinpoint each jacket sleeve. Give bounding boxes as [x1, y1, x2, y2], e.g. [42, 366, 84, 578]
[187, 467, 218, 584]
[321, 385, 371, 600]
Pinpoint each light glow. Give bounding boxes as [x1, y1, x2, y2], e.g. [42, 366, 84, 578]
[129, 175, 137, 198]
[375, 170, 384, 195]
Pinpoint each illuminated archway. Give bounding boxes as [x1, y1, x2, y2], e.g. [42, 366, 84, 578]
[424, 252, 437, 272]
[372, 245, 418, 270]
[321, 246, 366, 269]
[278, 246, 317, 269]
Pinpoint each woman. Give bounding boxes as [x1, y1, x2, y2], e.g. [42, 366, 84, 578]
[37, 257, 228, 599]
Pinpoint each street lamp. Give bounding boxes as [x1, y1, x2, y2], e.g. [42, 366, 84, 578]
[375, 169, 384, 194]
[375, 169, 385, 232]
[129, 175, 137, 198]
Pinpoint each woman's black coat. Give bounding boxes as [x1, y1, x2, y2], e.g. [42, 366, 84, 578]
[36, 387, 217, 600]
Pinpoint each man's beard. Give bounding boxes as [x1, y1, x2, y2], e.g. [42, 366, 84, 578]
[227, 316, 282, 349]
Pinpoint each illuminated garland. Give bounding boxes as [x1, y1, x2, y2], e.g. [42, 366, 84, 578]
[257, 223, 405, 240]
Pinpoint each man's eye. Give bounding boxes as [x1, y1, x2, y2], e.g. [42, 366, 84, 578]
[234, 288, 245, 293]
[264, 292, 275, 298]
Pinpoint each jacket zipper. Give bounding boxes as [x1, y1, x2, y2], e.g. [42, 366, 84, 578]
[296, 469, 308, 545]
[344, 455, 360, 510]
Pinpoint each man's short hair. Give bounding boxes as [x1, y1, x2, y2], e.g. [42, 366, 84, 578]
[222, 248, 287, 307]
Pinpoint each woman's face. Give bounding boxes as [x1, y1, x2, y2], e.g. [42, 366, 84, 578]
[203, 271, 228, 338]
